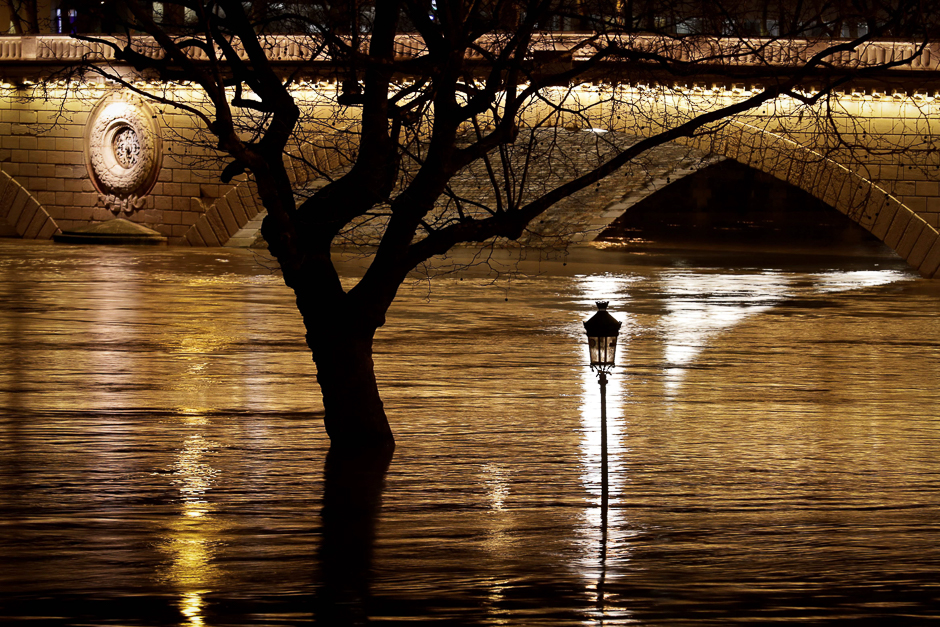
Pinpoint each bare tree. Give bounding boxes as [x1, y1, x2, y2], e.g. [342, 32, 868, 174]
[62, 0, 939, 447]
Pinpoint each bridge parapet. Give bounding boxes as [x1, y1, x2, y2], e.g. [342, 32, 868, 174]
[0, 34, 936, 75]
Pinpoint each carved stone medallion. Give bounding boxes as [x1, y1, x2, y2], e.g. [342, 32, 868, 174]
[85, 93, 162, 214]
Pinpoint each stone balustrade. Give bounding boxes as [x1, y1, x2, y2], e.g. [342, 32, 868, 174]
[0, 33, 934, 72]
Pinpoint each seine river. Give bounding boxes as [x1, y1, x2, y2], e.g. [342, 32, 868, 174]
[0, 239, 938, 625]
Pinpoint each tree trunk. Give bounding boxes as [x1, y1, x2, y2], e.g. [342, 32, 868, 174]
[309, 328, 394, 448]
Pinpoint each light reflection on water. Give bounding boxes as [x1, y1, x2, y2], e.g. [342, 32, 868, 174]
[0, 240, 938, 625]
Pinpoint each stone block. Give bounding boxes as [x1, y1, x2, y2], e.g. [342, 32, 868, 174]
[0, 177, 11, 207]
[194, 218, 220, 247]
[895, 217, 927, 258]
[883, 209, 913, 249]
[61, 207, 87, 220]
[230, 196, 249, 226]
[64, 179, 85, 192]
[915, 180, 939, 197]
[135, 209, 162, 223]
[224, 187, 246, 218]
[181, 183, 200, 197]
[27, 150, 48, 168]
[893, 180, 916, 196]
[901, 165, 927, 181]
[14, 198, 38, 234]
[75, 193, 98, 207]
[22, 210, 45, 239]
[184, 226, 205, 247]
[906, 226, 939, 268]
[55, 165, 83, 178]
[237, 185, 261, 219]
[904, 196, 927, 213]
[824, 175, 849, 210]
[921, 240, 940, 277]
[199, 184, 220, 199]
[867, 199, 900, 238]
[4, 187, 28, 225]
[37, 218, 58, 240]
[164, 210, 182, 225]
[214, 198, 238, 235]
[54, 192, 74, 206]
[206, 208, 232, 241]
[871, 118, 903, 135]
[92, 207, 113, 221]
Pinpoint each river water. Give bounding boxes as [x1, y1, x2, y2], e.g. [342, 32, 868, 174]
[0, 239, 939, 625]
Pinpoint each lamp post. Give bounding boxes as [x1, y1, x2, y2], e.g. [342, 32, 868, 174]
[583, 301, 621, 608]
[584, 300, 622, 489]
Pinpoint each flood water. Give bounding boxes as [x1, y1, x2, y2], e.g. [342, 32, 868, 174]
[1, 239, 939, 625]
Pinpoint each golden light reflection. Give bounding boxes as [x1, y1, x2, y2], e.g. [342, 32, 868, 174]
[156, 420, 225, 627]
[481, 462, 510, 512]
[574, 274, 634, 611]
[658, 271, 788, 396]
[478, 462, 515, 567]
[84, 256, 146, 412]
[810, 269, 910, 293]
[483, 578, 513, 627]
[180, 592, 206, 627]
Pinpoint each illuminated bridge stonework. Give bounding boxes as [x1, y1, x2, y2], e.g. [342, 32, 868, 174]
[2, 35, 940, 276]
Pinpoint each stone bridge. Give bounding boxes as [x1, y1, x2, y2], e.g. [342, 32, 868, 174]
[1, 34, 940, 276]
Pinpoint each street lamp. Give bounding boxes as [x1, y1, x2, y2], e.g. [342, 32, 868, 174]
[584, 301, 622, 376]
[583, 301, 621, 475]
[583, 300, 621, 608]
[585, 299, 622, 421]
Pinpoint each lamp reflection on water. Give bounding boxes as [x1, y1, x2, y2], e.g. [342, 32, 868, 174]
[575, 275, 635, 619]
[157, 410, 224, 627]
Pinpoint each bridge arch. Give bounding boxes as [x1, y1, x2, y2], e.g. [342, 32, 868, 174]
[182, 180, 263, 247]
[673, 121, 940, 277]
[0, 170, 58, 240]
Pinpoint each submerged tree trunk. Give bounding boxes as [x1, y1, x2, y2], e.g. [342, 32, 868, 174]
[307, 324, 393, 447]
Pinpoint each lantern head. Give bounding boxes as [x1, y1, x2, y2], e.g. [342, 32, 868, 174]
[583, 301, 621, 373]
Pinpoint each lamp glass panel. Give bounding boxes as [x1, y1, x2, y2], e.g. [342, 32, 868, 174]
[588, 336, 617, 367]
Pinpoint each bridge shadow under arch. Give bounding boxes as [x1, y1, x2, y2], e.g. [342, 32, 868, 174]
[672, 122, 940, 277]
[598, 158, 900, 263]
